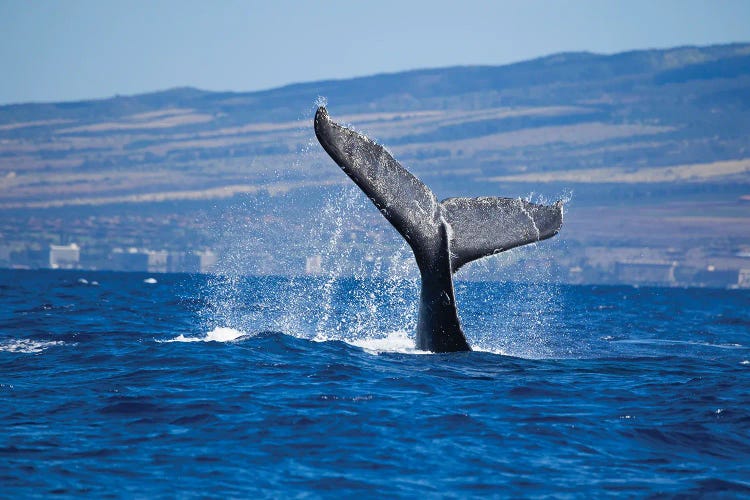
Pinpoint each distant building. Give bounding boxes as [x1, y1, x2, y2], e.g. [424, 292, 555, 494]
[615, 260, 676, 286]
[167, 252, 201, 273]
[49, 243, 80, 269]
[196, 250, 217, 273]
[738, 269, 750, 289]
[109, 248, 185, 273]
[305, 255, 322, 275]
[147, 250, 168, 273]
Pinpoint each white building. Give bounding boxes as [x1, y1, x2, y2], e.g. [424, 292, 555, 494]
[147, 250, 169, 273]
[49, 243, 80, 269]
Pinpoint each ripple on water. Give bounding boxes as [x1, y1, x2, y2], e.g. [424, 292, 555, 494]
[0, 339, 67, 354]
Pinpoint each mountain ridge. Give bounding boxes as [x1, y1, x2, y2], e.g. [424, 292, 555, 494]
[1, 42, 749, 284]
[2, 42, 748, 120]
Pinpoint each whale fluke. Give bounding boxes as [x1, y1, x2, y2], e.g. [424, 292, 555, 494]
[314, 106, 563, 352]
[314, 106, 442, 269]
[441, 196, 562, 272]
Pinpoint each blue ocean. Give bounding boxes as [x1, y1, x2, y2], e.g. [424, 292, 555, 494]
[2, 268, 749, 497]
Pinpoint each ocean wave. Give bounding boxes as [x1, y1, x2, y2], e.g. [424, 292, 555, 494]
[349, 332, 509, 356]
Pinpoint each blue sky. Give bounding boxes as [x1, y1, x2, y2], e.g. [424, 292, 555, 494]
[1, 0, 749, 105]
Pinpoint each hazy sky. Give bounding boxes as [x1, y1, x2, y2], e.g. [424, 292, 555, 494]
[1, 0, 749, 105]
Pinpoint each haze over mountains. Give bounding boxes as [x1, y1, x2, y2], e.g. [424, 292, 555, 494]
[1, 43, 749, 286]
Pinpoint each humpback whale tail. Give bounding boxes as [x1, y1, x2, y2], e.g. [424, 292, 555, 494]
[314, 106, 563, 352]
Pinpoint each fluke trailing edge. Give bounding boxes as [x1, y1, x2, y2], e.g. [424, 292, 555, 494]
[314, 107, 563, 352]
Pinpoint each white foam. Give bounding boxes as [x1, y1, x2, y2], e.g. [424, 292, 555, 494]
[316, 329, 508, 356]
[161, 327, 247, 343]
[0, 339, 66, 354]
[469, 344, 508, 356]
[143, 277, 158, 284]
[348, 330, 430, 355]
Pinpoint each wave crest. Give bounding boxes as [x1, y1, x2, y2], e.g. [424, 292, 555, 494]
[161, 327, 248, 343]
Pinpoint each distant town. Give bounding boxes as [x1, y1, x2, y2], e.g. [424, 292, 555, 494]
[44, 243, 217, 274]
[2, 203, 749, 290]
[1, 44, 749, 289]
[5, 238, 750, 290]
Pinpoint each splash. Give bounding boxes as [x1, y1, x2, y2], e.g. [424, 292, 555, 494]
[455, 236, 566, 358]
[311, 187, 361, 341]
[193, 101, 568, 357]
[346, 331, 507, 357]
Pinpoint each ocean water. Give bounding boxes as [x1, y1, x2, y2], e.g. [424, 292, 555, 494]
[1, 268, 749, 497]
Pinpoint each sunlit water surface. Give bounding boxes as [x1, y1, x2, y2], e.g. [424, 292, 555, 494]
[2, 269, 749, 497]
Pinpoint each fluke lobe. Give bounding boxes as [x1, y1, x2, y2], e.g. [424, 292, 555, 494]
[314, 107, 563, 352]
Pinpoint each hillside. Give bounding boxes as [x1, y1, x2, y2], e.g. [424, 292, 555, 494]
[1, 43, 749, 285]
